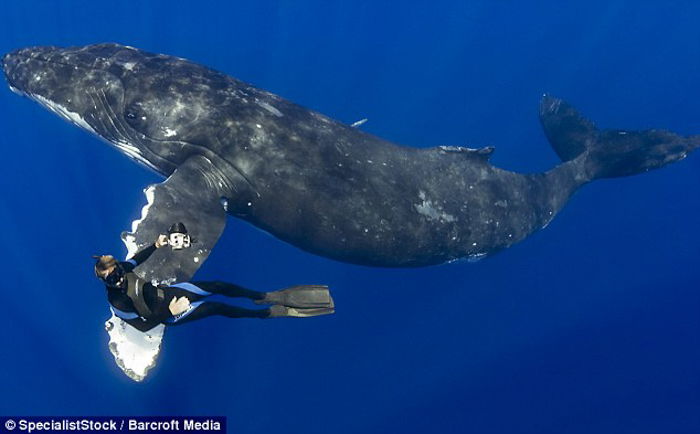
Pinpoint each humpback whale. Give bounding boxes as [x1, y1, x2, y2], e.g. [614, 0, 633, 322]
[2, 43, 699, 282]
[4, 43, 699, 381]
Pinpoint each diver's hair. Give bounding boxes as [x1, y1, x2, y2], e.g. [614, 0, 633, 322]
[93, 255, 117, 278]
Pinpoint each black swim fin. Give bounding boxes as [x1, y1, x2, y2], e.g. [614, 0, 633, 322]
[256, 285, 334, 309]
[268, 305, 335, 318]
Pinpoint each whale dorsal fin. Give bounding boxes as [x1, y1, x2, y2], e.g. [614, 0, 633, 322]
[436, 145, 495, 161]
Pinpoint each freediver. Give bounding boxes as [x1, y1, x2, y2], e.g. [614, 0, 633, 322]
[94, 233, 334, 332]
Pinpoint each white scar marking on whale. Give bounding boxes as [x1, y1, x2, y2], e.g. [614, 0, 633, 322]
[32, 94, 96, 134]
[414, 190, 457, 223]
[163, 127, 177, 137]
[123, 62, 136, 71]
[258, 100, 283, 117]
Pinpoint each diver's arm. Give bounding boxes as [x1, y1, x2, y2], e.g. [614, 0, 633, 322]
[129, 235, 169, 266]
[130, 244, 157, 266]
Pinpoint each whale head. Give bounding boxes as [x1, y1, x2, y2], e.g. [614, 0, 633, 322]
[1, 43, 221, 174]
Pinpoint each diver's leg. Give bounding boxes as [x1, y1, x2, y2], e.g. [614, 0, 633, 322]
[179, 281, 334, 309]
[167, 302, 334, 325]
[168, 302, 271, 325]
[188, 281, 265, 300]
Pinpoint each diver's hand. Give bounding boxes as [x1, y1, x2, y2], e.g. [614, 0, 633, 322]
[155, 234, 169, 248]
[168, 296, 191, 315]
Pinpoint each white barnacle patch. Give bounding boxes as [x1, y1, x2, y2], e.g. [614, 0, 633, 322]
[414, 191, 457, 223]
[32, 94, 96, 134]
[467, 252, 487, 263]
[162, 127, 178, 137]
[312, 112, 331, 124]
[123, 62, 136, 71]
[258, 101, 283, 117]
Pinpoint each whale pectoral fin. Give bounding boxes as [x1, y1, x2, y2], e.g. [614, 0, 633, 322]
[105, 313, 164, 382]
[121, 155, 228, 284]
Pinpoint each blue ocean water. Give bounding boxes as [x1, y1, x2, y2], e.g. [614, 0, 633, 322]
[1, 1, 699, 433]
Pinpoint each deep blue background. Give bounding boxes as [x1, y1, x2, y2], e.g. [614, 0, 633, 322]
[1, 1, 699, 433]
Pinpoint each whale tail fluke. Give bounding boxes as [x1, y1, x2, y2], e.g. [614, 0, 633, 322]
[540, 95, 700, 181]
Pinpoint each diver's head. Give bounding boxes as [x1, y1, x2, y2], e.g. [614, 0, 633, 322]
[93, 255, 125, 287]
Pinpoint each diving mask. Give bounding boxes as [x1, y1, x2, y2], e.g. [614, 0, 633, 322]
[104, 265, 125, 287]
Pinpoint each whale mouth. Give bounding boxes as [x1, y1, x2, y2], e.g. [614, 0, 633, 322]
[30, 93, 97, 134]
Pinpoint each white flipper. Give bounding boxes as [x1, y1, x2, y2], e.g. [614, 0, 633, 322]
[105, 314, 165, 382]
[104, 155, 231, 381]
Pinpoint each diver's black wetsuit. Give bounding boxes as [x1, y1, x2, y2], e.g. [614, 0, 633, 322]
[106, 244, 273, 332]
